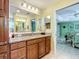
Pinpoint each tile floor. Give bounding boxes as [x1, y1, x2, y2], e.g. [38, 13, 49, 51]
[56, 40, 79, 59]
[42, 38, 79, 59]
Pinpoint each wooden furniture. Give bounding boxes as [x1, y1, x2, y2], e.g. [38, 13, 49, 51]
[0, 45, 9, 59]
[0, 0, 4, 10]
[0, 0, 9, 16]
[39, 38, 45, 58]
[0, 53, 8, 59]
[10, 41, 26, 59]
[0, 0, 10, 54]
[27, 44, 38, 59]
[0, 0, 5, 16]
[9, 36, 51, 59]
[27, 39, 39, 59]
[0, 0, 9, 44]
[45, 36, 51, 54]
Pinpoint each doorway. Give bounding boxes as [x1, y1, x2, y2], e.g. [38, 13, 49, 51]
[56, 3, 79, 59]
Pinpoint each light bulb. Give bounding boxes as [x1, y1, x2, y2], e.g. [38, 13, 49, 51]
[36, 8, 38, 11]
[16, 10, 20, 13]
[32, 7, 35, 10]
[28, 5, 31, 9]
[21, 2, 27, 8]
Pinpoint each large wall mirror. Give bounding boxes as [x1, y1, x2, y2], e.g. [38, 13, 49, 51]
[14, 16, 26, 32]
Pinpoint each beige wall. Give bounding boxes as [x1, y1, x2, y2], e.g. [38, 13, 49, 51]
[42, 0, 79, 54]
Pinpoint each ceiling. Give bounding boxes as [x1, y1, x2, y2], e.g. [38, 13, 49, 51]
[10, 0, 56, 9]
[25, 0, 56, 9]
[56, 3, 79, 22]
[10, 0, 58, 17]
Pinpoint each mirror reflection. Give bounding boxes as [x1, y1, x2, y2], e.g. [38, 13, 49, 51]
[9, 6, 51, 33]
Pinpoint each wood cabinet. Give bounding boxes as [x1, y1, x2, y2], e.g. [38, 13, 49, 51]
[0, 0, 9, 16]
[0, 17, 8, 43]
[11, 50, 18, 59]
[0, 0, 5, 10]
[27, 43, 38, 59]
[11, 47, 26, 59]
[0, 45, 8, 53]
[46, 36, 51, 54]
[0, 0, 9, 44]
[10, 41, 26, 59]
[0, 0, 5, 16]
[11, 41, 26, 50]
[10, 36, 51, 59]
[18, 47, 26, 59]
[26, 37, 51, 59]
[0, 45, 9, 59]
[39, 38, 45, 58]
[0, 17, 5, 42]
[0, 53, 9, 59]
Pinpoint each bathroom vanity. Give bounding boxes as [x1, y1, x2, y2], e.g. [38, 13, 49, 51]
[9, 35, 51, 59]
[0, 34, 51, 59]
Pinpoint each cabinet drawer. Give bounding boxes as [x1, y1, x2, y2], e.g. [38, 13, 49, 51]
[27, 39, 39, 45]
[0, 54, 5, 59]
[0, 45, 8, 53]
[17, 41, 26, 48]
[27, 38, 45, 45]
[11, 41, 26, 50]
[11, 43, 18, 50]
[0, 53, 8, 59]
[46, 36, 51, 39]
[11, 50, 18, 59]
[11, 47, 26, 59]
[38, 38, 45, 42]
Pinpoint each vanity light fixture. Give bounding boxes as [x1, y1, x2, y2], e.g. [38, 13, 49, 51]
[36, 8, 38, 11]
[32, 7, 35, 10]
[16, 10, 20, 13]
[28, 5, 31, 9]
[23, 3, 27, 8]
[20, 0, 40, 14]
[21, 2, 27, 8]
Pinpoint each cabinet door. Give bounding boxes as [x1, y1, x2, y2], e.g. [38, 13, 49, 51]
[0, 0, 4, 16]
[46, 37, 51, 54]
[18, 47, 26, 59]
[0, 0, 5, 10]
[0, 17, 8, 43]
[39, 39, 45, 58]
[0, 17, 4, 42]
[27, 44, 38, 59]
[4, 0, 9, 17]
[0, 0, 9, 42]
[4, 17, 9, 43]
[11, 50, 19, 59]
[0, 0, 9, 16]
[0, 53, 8, 59]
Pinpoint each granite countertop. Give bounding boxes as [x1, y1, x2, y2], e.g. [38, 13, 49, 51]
[9, 34, 51, 44]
